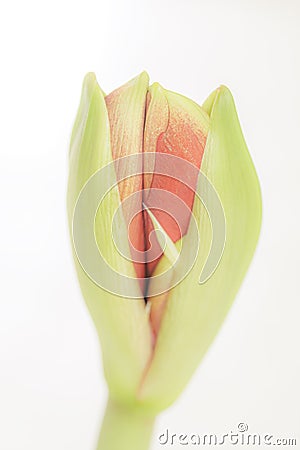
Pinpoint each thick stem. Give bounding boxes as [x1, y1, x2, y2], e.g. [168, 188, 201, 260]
[97, 397, 156, 450]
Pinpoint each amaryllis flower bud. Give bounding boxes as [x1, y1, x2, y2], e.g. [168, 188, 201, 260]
[67, 72, 262, 450]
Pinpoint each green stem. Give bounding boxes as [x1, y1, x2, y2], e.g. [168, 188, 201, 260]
[97, 397, 156, 450]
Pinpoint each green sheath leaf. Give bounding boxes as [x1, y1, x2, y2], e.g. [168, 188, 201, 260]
[138, 86, 262, 411]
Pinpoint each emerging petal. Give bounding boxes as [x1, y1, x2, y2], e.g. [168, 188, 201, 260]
[105, 72, 149, 283]
[144, 83, 210, 333]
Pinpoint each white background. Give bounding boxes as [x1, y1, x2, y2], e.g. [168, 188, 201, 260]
[0, 0, 299, 449]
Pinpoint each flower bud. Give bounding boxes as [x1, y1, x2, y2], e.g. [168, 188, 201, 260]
[67, 73, 262, 448]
